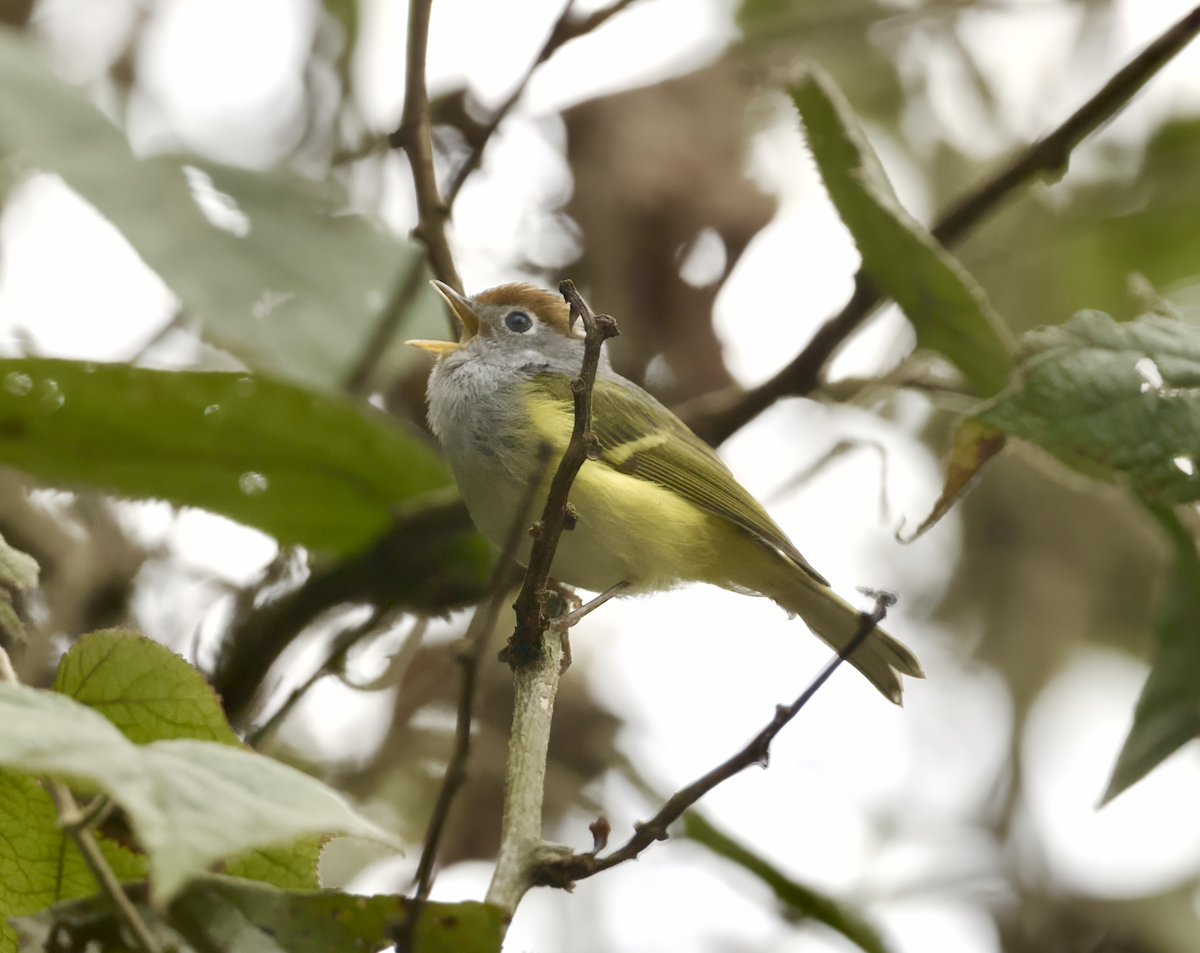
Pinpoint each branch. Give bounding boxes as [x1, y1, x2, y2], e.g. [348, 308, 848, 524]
[502, 280, 620, 667]
[245, 606, 396, 749]
[0, 646, 161, 953]
[392, 453, 551, 951]
[682, 4, 1200, 446]
[388, 0, 462, 292]
[484, 282, 619, 918]
[442, 0, 641, 207]
[532, 592, 894, 888]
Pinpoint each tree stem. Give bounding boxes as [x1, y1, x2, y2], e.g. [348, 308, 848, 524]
[485, 622, 568, 915]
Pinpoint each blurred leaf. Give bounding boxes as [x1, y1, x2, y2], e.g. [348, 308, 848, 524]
[682, 812, 892, 953]
[53, 629, 239, 746]
[976, 311, 1200, 503]
[0, 358, 452, 555]
[0, 26, 442, 391]
[322, 0, 358, 73]
[0, 529, 36, 643]
[790, 67, 1013, 395]
[170, 875, 505, 953]
[222, 835, 324, 892]
[0, 530, 37, 591]
[0, 769, 147, 953]
[1102, 501, 1200, 803]
[960, 118, 1200, 341]
[906, 419, 1006, 541]
[0, 683, 400, 901]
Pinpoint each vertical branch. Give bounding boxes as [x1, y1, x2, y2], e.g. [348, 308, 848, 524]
[484, 282, 619, 918]
[503, 280, 620, 666]
[392, 452, 551, 951]
[390, 0, 462, 293]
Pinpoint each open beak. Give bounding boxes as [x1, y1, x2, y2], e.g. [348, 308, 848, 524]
[406, 280, 482, 357]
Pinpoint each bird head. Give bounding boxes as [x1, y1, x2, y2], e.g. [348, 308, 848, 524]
[407, 281, 584, 360]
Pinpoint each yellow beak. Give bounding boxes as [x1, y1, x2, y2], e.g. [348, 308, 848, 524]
[406, 280, 482, 356]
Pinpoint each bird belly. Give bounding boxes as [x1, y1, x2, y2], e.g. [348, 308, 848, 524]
[449, 448, 719, 594]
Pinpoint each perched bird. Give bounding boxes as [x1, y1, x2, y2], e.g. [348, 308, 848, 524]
[409, 281, 923, 703]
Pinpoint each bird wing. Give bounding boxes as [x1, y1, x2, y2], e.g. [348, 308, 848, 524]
[526, 374, 829, 586]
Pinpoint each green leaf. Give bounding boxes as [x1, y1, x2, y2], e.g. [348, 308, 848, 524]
[0, 531, 37, 592]
[0, 358, 452, 555]
[1102, 502, 1200, 803]
[222, 835, 324, 892]
[0, 26, 444, 392]
[0, 684, 400, 901]
[0, 770, 146, 953]
[976, 311, 1200, 503]
[0, 530, 37, 644]
[682, 812, 893, 953]
[790, 67, 1013, 395]
[169, 875, 505, 953]
[53, 629, 239, 746]
[52, 630, 325, 890]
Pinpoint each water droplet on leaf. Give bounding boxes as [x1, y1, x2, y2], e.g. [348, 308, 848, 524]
[239, 471, 269, 496]
[4, 373, 32, 396]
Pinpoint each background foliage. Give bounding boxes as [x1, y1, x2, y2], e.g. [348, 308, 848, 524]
[3, 1, 1200, 951]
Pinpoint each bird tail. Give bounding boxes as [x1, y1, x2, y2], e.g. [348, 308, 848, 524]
[731, 548, 924, 705]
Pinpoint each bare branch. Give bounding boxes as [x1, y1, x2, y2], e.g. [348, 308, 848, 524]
[442, 0, 642, 207]
[532, 592, 894, 888]
[682, 4, 1200, 446]
[245, 606, 396, 749]
[502, 280, 620, 667]
[481, 282, 619, 918]
[392, 451, 551, 951]
[0, 647, 161, 953]
[389, 0, 462, 292]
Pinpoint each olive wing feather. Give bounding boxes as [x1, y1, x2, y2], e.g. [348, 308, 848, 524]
[528, 374, 828, 586]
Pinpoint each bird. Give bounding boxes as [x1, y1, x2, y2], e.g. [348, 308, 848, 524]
[408, 281, 923, 703]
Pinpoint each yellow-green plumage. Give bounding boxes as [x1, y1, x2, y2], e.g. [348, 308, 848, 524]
[522, 375, 923, 704]
[418, 280, 923, 705]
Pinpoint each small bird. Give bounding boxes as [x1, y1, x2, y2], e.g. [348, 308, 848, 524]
[409, 282, 923, 703]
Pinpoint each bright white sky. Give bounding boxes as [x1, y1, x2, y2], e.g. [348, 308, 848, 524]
[6, 2, 1200, 951]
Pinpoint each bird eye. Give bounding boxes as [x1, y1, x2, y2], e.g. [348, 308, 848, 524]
[505, 311, 533, 333]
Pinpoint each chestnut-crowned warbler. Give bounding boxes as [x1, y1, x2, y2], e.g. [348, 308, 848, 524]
[410, 281, 923, 703]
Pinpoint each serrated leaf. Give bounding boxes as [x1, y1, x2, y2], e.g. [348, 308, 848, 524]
[1102, 502, 1200, 803]
[683, 812, 892, 953]
[0, 770, 146, 953]
[169, 875, 505, 953]
[222, 835, 324, 891]
[0, 684, 400, 901]
[53, 629, 239, 746]
[52, 631, 323, 890]
[0, 359, 452, 555]
[0, 26, 444, 392]
[790, 67, 1013, 395]
[976, 311, 1200, 502]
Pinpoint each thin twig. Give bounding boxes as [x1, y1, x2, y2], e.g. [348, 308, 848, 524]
[442, 0, 641, 207]
[483, 282, 619, 918]
[681, 4, 1200, 446]
[389, 0, 462, 292]
[532, 592, 895, 888]
[392, 450, 552, 952]
[502, 280, 620, 667]
[0, 647, 161, 953]
[245, 606, 393, 749]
